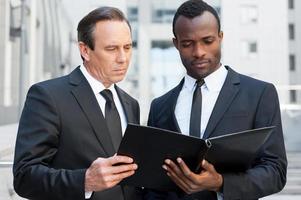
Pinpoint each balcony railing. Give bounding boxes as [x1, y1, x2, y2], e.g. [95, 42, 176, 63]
[0, 161, 13, 168]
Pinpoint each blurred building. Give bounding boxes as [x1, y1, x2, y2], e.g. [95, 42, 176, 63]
[124, 0, 301, 123]
[288, 0, 301, 106]
[64, 0, 299, 124]
[124, 0, 221, 123]
[221, 0, 291, 105]
[220, 0, 301, 152]
[84, 0, 300, 123]
[2, 0, 301, 124]
[0, 0, 73, 125]
[1, 0, 301, 198]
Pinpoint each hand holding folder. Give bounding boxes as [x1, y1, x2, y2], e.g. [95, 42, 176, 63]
[117, 124, 274, 191]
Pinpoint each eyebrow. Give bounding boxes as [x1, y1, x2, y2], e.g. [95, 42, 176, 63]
[105, 43, 133, 48]
[180, 39, 193, 42]
[203, 36, 215, 40]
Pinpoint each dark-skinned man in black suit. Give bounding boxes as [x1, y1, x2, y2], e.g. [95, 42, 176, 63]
[145, 0, 287, 200]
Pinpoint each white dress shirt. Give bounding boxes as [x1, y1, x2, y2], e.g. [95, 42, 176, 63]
[175, 64, 228, 200]
[80, 65, 128, 199]
[80, 65, 127, 134]
[175, 64, 228, 138]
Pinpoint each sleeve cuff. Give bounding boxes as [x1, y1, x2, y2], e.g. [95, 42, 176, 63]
[217, 192, 224, 200]
[85, 191, 93, 199]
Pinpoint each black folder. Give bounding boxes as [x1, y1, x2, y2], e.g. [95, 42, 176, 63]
[117, 124, 274, 191]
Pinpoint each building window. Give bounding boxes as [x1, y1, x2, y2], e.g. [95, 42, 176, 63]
[240, 5, 258, 24]
[289, 0, 294, 9]
[241, 40, 258, 58]
[9, 2, 22, 40]
[132, 41, 137, 48]
[290, 90, 297, 103]
[152, 8, 176, 23]
[249, 42, 257, 53]
[127, 7, 138, 22]
[289, 24, 295, 40]
[289, 54, 296, 71]
[151, 40, 173, 49]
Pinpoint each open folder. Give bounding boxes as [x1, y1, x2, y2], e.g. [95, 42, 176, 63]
[117, 124, 274, 191]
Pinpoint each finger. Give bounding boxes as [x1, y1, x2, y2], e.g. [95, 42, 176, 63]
[104, 169, 135, 183]
[108, 155, 134, 165]
[164, 160, 194, 191]
[164, 159, 181, 173]
[177, 158, 201, 183]
[177, 158, 213, 193]
[177, 158, 193, 177]
[167, 172, 190, 194]
[100, 170, 135, 189]
[164, 164, 191, 193]
[92, 157, 136, 176]
[164, 159, 184, 179]
[110, 163, 138, 174]
[166, 159, 195, 184]
[202, 160, 215, 173]
[167, 169, 199, 194]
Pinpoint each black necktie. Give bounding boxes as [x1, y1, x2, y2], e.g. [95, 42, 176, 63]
[189, 79, 205, 138]
[100, 89, 122, 150]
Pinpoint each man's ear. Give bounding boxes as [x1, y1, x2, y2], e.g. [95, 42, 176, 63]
[78, 42, 90, 61]
[173, 37, 179, 50]
[218, 31, 224, 41]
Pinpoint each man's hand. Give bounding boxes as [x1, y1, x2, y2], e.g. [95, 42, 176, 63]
[163, 158, 223, 194]
[85, 155, 137, 192]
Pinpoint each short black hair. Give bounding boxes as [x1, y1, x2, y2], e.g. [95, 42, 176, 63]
[172, 0, 221, 37]
[77, 6, 131, 50]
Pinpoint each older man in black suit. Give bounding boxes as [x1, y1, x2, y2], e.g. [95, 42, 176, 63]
[13, 7, 142, 200]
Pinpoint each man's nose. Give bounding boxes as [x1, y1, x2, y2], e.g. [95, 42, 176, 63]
[192, 44, 206, 58]
[117, 49, 127, 63]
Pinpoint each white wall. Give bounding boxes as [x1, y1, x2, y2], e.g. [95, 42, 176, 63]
[290, 0, 301, 102]
[221, 0, 289, 103]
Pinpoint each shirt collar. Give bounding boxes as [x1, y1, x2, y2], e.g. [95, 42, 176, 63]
[204, 64, 228, 91]
[184, 64, 228, 92]
[183, 73, 197, 92]
[80, 65, 115, 94]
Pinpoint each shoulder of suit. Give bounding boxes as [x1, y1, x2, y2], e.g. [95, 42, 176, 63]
[227, 65, 274, 89]
[151, 83, 181, 106]
[238, 72, 274, 89]
[31, 74, 68, 90]
[28, 68, 80, 97]
[115, 86, 139, 104]
[30, 66, 83, 90]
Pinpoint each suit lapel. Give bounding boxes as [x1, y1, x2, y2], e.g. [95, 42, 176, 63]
[202, 67, 240, 139]
[69, 67, 115, 156]
[115, 85, 137, 124]
[166, 79, 184, 132]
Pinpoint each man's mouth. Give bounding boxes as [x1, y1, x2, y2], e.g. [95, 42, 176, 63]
[192, 60, 210, 68]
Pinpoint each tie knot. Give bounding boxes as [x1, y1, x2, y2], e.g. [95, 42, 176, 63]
[100, 89, 114, 102]
[196, 79, 205, 87]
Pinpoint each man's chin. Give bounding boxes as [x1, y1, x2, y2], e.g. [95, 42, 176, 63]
[111, 76, 126, 84]
[188, 70, 209, 80]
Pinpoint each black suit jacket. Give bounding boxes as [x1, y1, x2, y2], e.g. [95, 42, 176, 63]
[13, 67, 143, 200]
[146, 66, 287, 200]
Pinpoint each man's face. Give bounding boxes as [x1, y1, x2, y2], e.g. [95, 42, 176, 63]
[81, 20, 132, 87]
[173, 11, 223, 80]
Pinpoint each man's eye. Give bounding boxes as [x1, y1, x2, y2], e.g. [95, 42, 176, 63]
[106, 47, 116, 51]
[204, 39, 214, 44]
[181, 42, 192, 47]
[124, 45, 132, 50]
